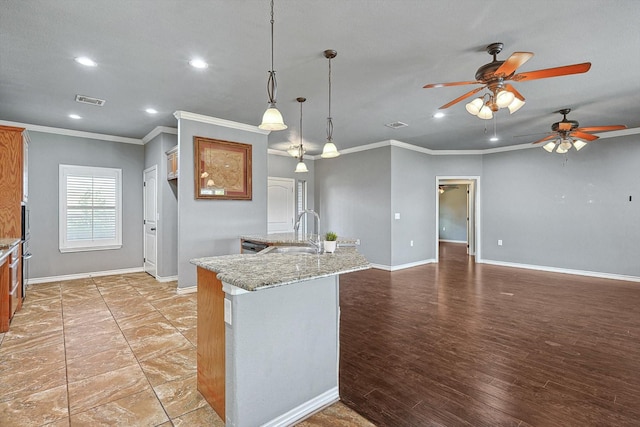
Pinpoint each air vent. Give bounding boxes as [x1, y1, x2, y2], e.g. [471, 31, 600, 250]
[385, 121, 408, 129]
[75, 95, 106, 107]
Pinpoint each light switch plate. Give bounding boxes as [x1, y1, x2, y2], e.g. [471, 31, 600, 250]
[224, 298, 232, 325]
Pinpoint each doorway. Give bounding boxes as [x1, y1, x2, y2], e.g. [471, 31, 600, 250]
[267, 177, 295, 234]
[143, 166, 158, 277]
[435, 176, 481, 262]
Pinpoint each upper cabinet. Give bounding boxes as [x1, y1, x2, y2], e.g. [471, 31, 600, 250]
[0, 125, 28, 238]
[166, 145, 178, 180]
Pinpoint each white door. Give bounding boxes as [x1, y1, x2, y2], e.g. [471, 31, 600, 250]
[268, 177, 295, 234]
[143, 166, 158, 277]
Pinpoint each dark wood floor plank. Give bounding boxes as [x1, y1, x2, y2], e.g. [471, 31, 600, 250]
[339, 242, 640, 426]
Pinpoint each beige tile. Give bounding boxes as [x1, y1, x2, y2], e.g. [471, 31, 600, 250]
[0, 343, 66, 402]
[171, 404, 224, 426]
[98, 284, 140, 301]
[63, 307, 114, 329]
[121, 318, 178, 343]
[65, 327, 129, 360]
[153, 374, 208, 419]
[181, 326, 197, 346]
[3, 314, 64, 339]
[159, 305, 197, 331]
[106, 297, 158, 320]
[0, 329, 64, 357]
[68, 364, 151, 414]
[115, 309, 167, 331]
[11, 298, 62, 324]
[0, 383, 68, 427]
[26, 283, 62, 301]
[69, 388, 168, 426]
[139, 346, 197, 386]
[44, 417, 70, 426]
[128, 329, 194, 361]
[66, 346, 138, 382]
[63, 316, 120, 337]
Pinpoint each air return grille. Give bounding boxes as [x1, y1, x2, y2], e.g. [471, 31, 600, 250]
[75, 95, 106, 106]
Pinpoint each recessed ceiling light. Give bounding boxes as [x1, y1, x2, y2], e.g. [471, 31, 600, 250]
[146, 108, 158, 114]
[75, 56, 97, 67]
[69, 114, 82, 120]
[433, 112, 445, 119]
[189, 58, 208, 69]
[489, 136, 499, 142]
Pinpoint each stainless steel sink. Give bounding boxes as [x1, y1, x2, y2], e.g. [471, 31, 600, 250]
[258, 245, 318, 255]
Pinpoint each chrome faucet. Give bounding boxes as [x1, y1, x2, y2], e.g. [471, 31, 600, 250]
[294, 209, 321, 253]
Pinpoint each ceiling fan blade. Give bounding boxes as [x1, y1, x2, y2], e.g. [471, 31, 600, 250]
[438, 86, 485, 109]
[424, 81, 482, 89]
[504, 84, 525, 101]
[532, 134, 557, 144]
[571, 131, 599, 141]
[576, 125, 627, 133]
[511, 62, 591, 82]
[495, 52, 534, 77]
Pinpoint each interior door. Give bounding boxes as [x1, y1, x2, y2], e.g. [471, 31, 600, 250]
[143, 166, 158, 277]
[268, 177, 295, 234]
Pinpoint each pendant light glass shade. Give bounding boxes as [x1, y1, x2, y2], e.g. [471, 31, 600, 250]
[321, 49, 340, 158]
[258, 0, 287, 131]
[295, 160, 309, 173]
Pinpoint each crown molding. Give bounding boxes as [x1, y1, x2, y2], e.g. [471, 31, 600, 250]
[0, 119, 143, 145]
[142, 126, 177, 144]
[173, 111, 270, 135]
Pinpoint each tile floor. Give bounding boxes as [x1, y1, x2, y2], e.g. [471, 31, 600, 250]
[0, 272, 374, 426]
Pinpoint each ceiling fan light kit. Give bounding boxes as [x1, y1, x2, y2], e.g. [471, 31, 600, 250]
[259, 0, 287, 131]
[535, 108, 626, 154]
[424, 42, 591, 121]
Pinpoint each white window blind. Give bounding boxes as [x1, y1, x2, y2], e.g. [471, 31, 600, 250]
[59, 165, 122, 252]
[297, 180, 307, 234]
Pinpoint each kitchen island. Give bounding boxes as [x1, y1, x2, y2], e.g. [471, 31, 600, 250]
[191, 245, 369, 427]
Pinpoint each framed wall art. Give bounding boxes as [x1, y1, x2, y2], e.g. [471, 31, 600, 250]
[193, 136, 252, 200]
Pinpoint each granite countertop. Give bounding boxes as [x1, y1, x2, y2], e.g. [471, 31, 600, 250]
[191, 247, 370, 292]
[0, 238, 20, 261]
[241, 232, 357, 245]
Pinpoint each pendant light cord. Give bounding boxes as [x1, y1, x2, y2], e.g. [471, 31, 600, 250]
[266, 0, 277, 105]
[299, 99, 304, 159]
[327, 56, 333, 141]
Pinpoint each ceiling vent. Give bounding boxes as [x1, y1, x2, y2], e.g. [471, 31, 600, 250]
[75, 94, 106, 107]
[385, 121, 408, 129]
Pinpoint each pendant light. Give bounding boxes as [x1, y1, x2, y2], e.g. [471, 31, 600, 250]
[258, 0, 287, 131]
[294, 97, 309, 173]
[321, 49, 340, 158]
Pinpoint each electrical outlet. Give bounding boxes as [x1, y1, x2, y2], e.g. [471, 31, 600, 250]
[394, 213, 400, 220]
[410, 240, 414, 247]
[498, 239, 503, 246]
[355, 239, 361, 245]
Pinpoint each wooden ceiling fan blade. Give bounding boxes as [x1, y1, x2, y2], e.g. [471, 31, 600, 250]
[495, 52, 533, 77]
[504, 84, 525, 100]
[424, 80, 482, 89]
[571, 131, 599, 141]
[438, 86, 485, 109]
[577, 125, 627, 133]
[532, 134, 557, 144]
[512, 62, 591, 82]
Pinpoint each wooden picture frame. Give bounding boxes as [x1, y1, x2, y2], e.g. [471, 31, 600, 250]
[194, 136, 252, 200]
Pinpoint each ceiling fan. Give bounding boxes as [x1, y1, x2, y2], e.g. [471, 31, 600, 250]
[532, 108, 626, 153]
[423, 42, 591, 119]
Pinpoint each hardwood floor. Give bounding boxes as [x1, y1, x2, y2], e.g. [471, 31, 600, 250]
[339, 242, 640, 426]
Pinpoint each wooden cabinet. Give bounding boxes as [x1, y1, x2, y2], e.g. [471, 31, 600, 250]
[166, 145, 178, 180]
[0, 125, 27, 238]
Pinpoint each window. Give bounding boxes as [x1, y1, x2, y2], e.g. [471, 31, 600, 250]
[59, 165, 122, 252]
[297, 180, 307, 234]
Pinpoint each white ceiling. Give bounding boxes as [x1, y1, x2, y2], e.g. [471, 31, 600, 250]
[2, 0, 639, 154]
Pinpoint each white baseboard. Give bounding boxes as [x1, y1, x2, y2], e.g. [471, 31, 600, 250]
[176, 285, 197, 295]
[371, 259, 436, 272]
[261, 387, 339, 427]
[439, 239, 467, 244]
[479, 259, 640, 283]
[157, 275, 178, 283]
[29, 267, 145, 285]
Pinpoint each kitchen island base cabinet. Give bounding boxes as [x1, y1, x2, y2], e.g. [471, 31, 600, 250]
[196, 267, 341, 427]
[197, 267, 225, 421]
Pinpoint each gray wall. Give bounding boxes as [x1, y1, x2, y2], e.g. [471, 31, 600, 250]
[390, 146, 434, 265]
[482, 135, 640, 276]
[267, 152, 315, 212]
[439, 186, 467, 242]
[315, 146, 392, 266]
[144, 132, 178, 278]
[177, 119, 268, 288]
[28, 131, 144, 278]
